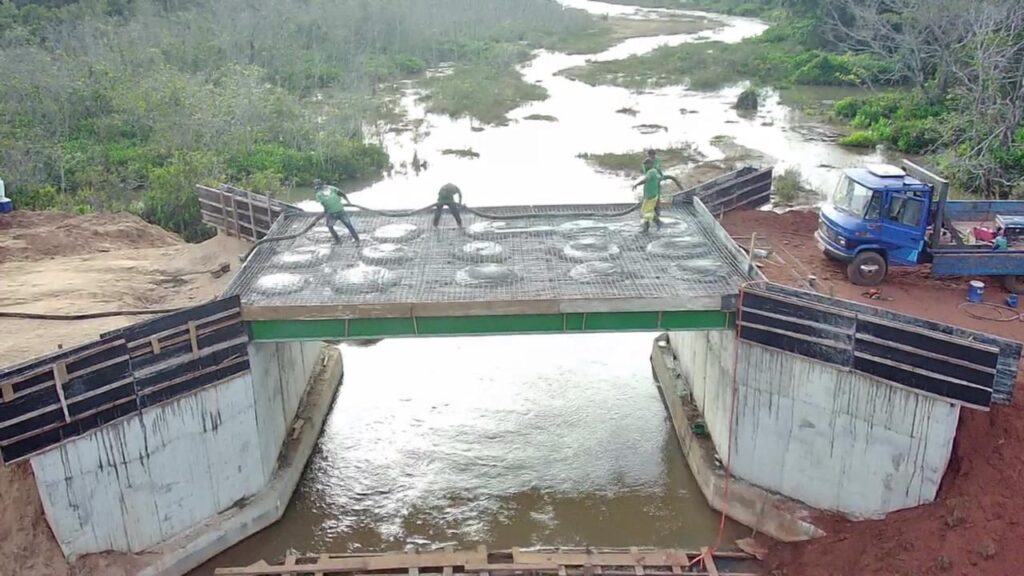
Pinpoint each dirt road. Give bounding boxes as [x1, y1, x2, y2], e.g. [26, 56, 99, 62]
[720, 209, 1024, 576]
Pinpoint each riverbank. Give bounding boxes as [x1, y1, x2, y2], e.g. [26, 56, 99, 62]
[719, 208, 1024, 576]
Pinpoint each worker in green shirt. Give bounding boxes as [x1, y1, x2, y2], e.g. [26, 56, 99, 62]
[645, 149, 663, 175]
[632, 158, 681, 232]
[313, 179, 360, 243]
[433, 183, 463, 228]
[644, 149, 665, 219]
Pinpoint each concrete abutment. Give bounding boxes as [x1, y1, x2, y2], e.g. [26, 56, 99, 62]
[29, 340, 343, 575]
[653, 327, 962, 540]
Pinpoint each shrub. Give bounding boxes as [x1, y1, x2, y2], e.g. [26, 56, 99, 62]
[141, 152, 223, 242]
[839, 131, 878, 148]
[773, 166, 806, 205]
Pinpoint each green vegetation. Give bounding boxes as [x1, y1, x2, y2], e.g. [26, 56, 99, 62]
[591, 0, 1024, 198]
[578, 144, 705, 175]
[562, 25, 894, 91]
[524, 114, 560, 122]
[421, 54, 548, 126]
[0, 0, 596, 239]
[834, 93, 944, 153]
[773, 166, 807, 206]
[441, 148, 481, 159]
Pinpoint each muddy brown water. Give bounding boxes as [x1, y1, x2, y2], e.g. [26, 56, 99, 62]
[197, 2, 906, 572]
[194, 336, 746, 574]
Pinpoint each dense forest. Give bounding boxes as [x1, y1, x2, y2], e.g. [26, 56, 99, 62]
[0, 0, 593, 239]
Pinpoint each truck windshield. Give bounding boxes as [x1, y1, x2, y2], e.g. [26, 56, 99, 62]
[833, 176, 878, 218]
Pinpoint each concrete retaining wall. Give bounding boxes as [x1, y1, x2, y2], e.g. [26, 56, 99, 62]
[31, 340, 324, 559]
[667, 330, 960, 519]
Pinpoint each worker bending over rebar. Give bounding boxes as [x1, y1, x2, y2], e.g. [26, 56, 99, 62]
[433, 183, 463, 228]
[314, 179, 361, 244]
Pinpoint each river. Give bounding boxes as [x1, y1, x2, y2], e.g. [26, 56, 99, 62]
[198, 2, 882, 572]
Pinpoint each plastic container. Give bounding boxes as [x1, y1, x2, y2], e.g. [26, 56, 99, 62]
[0, 199, 11, 214]
[967, 280, 985, 303]
[1008, 294, 1019, 309]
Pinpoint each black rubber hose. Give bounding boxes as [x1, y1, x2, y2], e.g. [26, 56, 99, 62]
[241, 198, 644, 262]
[241, 212, 325, 261]
[0, 307, 188, 321]
[347, 201, 642, 220]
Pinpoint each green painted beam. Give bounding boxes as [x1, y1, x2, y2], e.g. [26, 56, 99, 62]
[248, 310, 735, 341]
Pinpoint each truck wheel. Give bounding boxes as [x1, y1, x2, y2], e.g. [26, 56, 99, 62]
[847, 251, 887, 287]
[1004, 275, 1024, 295]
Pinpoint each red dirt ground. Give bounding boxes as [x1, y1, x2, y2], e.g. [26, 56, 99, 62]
[721, 209, 1024, 576]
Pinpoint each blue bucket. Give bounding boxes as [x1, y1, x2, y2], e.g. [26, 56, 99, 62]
[0, 199, 11, 214]
[967, 280, 985, 303]
[1008, 294, 1020, 309]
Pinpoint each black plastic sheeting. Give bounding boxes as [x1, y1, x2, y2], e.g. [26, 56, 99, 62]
[738, 284, 1006, 410]
[762, 283, 1020, 405]
[0, 297, 250, 464]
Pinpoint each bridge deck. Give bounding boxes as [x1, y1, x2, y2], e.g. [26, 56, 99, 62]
[226, 202, 752, 340]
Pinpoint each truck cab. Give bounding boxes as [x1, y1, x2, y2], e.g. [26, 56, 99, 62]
[817, 164, 935, 285]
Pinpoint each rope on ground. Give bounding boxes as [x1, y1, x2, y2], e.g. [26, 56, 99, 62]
[958, 301, 1022, 322]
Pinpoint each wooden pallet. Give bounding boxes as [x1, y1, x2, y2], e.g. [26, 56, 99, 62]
[196, 184, 297, 242]
[213, 547, 758, 576]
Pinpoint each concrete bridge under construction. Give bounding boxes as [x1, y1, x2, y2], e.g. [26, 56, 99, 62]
[225, 201, 754, 341]
[1, 181, 1020, 576]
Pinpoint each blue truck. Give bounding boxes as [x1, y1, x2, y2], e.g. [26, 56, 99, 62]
[816, 161, 1024, 293]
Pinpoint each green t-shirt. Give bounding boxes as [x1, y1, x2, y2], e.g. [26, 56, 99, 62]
[438, 183, 461, 203]
[315, 185, 346, 214]
[642, 169, 662, 200]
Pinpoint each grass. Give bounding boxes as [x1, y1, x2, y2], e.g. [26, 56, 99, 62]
[597, 0, 777, 17]
[562, 41, 764, 91]
[539, 15, 719, 55]
[577, 143, 704, 175]
[420, 65, 548, 125]
[523, 114, 559, 122]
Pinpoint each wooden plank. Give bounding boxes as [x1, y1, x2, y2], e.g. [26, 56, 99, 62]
[246, 190, 258, 241]
[513, 551, 694, 567]
[700, 549, 718, 576]
[230, 192, 241, 239]
[125, 308, 241, 349]
[150, 337, 162, 355]
[188, 321, 200, 358]
[1, 383, 12, 403]
[630, 547, 643, 576]
[52, 362, 70, 423]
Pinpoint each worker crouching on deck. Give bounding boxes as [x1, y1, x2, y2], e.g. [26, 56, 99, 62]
[314, 179, 361, 244]
[433, 183, 463, 228]
[632, 158, 681, 233]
